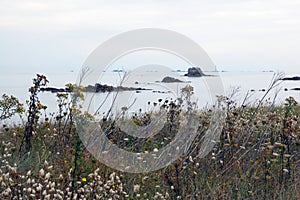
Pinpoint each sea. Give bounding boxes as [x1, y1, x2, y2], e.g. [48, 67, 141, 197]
[1, 70, 300, 124]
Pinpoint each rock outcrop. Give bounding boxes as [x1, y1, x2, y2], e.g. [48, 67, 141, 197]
[85, 83, 148, 93]
[184, 67, 205, 77]
[41, 83, 149, 93]
[291, 88, 300, 91]
[40, 87, 70, 93]
[161, 76, 183, 83]
[281, 76, 300, 81]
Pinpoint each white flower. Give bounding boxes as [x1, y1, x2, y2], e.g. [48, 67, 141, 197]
[44, 160, 49, 166]
[59, 174, 63, 180]
[36, 185, 42, 191]
[133, 184, 140, 193]
[273, 152, 279, 157]
[45, 172, 51, 179]
[39, 169, 45, 177]
[5, 187, 12, 194]
[45, 194, 51, 200]
[11, 166, 17, 173]
[26, 170, 31, 176]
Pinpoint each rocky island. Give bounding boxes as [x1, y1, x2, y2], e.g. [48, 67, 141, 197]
[161, 76, 184, 83]
[184, 67, 205, 77]
[281, 76, 300, 81]
[41, 83, 150, 93]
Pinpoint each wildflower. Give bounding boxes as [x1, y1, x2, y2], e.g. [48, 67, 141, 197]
[274, 142, 285, 147]
[44, 194, 51, 200]
[26, 170, 31, 176]
[133, 184, 140, 193]
[37, 102, 44, 109]
[45, 172, 50, 179]
[11, 166, 17, 173]
[82, 177, 87, 182]
[283, 169, 289, 173]
[59, 174, 63, 180]
[272, 152, 279, 157]
[36, 185, 42, 191]
[39, 169, 45, 177]
[4, 187, 11, 195]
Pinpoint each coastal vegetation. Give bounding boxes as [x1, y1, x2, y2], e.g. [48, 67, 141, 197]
[0, 74, 299, 199]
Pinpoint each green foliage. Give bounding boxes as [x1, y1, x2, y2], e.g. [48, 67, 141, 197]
[0, 94, 24, 120]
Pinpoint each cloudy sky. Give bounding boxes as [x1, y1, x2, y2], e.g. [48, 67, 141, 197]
[1, 0, 300, 73]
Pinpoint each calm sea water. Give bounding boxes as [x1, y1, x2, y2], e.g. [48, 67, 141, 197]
[1, 70, 300, 124]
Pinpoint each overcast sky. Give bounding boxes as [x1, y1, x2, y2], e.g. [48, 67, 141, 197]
[1, 0, 300, 73]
